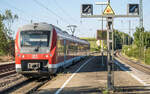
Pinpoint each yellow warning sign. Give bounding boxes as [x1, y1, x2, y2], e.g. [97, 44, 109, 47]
[103, 4, 115, 15]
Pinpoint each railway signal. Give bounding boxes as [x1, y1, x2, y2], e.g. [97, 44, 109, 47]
[81, 0, 140, 91]
[81, 4, 93, 15]
[103, 4, 115, 15]
[128, 4, 139, 15]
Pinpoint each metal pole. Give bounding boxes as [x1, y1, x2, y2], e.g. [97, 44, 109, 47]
[128, 20, 131, 45]
[107, 17, 114, 90]
[123, 34, 125, 45]
[111, 18, 114, 88]
[106, 18, 111, 89]
[139, 0, 143, 28]
[101, 5, 104, 66]
[108, 0, 110, 4]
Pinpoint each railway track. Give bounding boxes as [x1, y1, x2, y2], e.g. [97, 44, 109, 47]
[0, 63, 51, 94]
[0, 75, 27, 93]
[116, 51, 150, 75]
[114, 51, 150, 93]
[0, 59, 58, 93]
[0, 63, 16, 78]
[0, 73, 51, 94]
[1, 77, 50, 94]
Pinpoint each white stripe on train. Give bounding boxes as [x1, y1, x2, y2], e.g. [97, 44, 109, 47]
[15, 56, 86, 69]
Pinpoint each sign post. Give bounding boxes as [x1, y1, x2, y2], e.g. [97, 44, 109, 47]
[106, 17, 114, 90]
[103, 2, 115, 89]
[81, 0, 139, 91]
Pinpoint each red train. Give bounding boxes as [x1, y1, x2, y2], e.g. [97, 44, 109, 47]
[15, 23, 90, 77]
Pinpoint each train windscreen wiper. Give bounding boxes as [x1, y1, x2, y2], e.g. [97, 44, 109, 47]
[34, 40, 42, 52]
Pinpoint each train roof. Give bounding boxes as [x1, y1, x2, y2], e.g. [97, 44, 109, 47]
[19, 22, 52, 31]
[54, 26, 89, 45]
[18, 22, 90, 45]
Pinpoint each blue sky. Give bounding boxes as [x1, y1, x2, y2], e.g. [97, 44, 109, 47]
[0, 0, 149, 38]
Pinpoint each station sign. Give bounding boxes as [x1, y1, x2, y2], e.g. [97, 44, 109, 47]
[97, 30, 107, 40]
[81, 4, 93, 15]
[127, 4, 139, 15]
[103, 4, 115, 15]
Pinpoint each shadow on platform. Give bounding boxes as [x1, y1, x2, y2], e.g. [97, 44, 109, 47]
[64, 56, 132, 74]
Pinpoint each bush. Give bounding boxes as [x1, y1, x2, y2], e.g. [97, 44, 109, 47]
[122, 45, 150, 65]
[145, 48, 150, 65]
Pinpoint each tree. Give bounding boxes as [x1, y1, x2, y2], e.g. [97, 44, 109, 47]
[133, 27, 144, 47]
[114, 30, 132, 50]
[142, 31, 150, 47]
[2, 10, 18, 39]
[0, 10, 18, 56]
[0, 14, 9, 54]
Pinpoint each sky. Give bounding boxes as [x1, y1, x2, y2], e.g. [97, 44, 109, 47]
[0, 0, 149, 38]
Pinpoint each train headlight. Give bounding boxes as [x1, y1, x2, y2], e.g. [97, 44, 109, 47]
[45, 55, 48, 58]
[44, 55, 49, 58]
[22, 55, 25, 58]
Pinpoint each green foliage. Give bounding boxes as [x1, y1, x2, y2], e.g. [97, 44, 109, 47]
[122, 45, 150, 65]
[133, 27, 144, 47]
[102, 90, 109, 94]
[143, 31, 150, 47]
[0, 10, 18, 56]
[133, 27, 150, 48]
[80, 37, 100, 51]
[0, 15, 7, 55]
[122, 27, 150, 65]
[145, 48, 150, 65]
[2, 10, 18, 39]
[80, 37, 97, 41]
[80, 29, 132, 52]
[122, 45, 140, 58]
[114, 30, 132, 50]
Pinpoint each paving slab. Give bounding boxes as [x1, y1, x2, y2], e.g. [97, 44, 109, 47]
[36, 55, 143, 94]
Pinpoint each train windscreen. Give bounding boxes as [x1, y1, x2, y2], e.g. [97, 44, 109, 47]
[20, 31, 50, 47]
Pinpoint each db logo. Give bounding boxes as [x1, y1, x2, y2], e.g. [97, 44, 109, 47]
[32, 54, 38, 58]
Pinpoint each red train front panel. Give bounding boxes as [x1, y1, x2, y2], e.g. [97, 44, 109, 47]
[15, 23, 58, 76]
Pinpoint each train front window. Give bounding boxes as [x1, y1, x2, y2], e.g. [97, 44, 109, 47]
[20, 31, 50, 47]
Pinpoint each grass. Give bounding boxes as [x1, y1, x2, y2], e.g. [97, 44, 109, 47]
[80, 37, 99, 51]
[80, 37, 108, 52]
[122, 45, 150, 65]
[145, 48, 150, 65]
[102, 90, 109, 94]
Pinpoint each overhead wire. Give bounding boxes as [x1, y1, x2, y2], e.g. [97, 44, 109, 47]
[33, 0, 71, 25]
[1, 0, 45, 23]
[53, 0, 78, 24]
